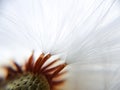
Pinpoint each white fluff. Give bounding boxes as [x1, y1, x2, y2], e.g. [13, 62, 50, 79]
[0, 0, 117, 62]
[0, 0, 120, 90]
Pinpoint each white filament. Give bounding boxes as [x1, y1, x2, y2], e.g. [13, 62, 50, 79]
[0, 0, 120, 90]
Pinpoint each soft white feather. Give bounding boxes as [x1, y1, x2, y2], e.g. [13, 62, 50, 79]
[65, 16, 120, 90]
[0, 0, 117, 64]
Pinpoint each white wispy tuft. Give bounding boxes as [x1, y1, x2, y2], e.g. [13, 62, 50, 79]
[0, 0, 120, 90]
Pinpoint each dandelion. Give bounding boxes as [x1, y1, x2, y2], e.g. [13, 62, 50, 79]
[0, 0, 120, 90]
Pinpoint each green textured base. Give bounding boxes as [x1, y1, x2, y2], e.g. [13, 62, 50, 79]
[6, 73, 50, 90]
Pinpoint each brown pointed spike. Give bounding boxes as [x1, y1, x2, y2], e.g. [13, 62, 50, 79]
[4, 67, 17, 79]
[12, 62, 22, 73]
[51, 80, 66, 90]
[41, 59, 59, 72]
[54, 71, 67, 78]
[51, 63, 67, 78]
[52, 80, 65, 85]
[43, 65, 62, 74]
[39, 54, 51, 68]
[4, 67, 17, 74]
[33, 53, 45, 73]
[26, 52, 34, 72]
[36, 54, 51, 73]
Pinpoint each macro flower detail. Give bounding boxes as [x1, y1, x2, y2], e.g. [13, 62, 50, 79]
[0, 53, 67, 90]
[0, 0, 120, 90]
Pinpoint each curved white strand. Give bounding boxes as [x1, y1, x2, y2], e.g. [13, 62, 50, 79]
[0, 0, 118, 64]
